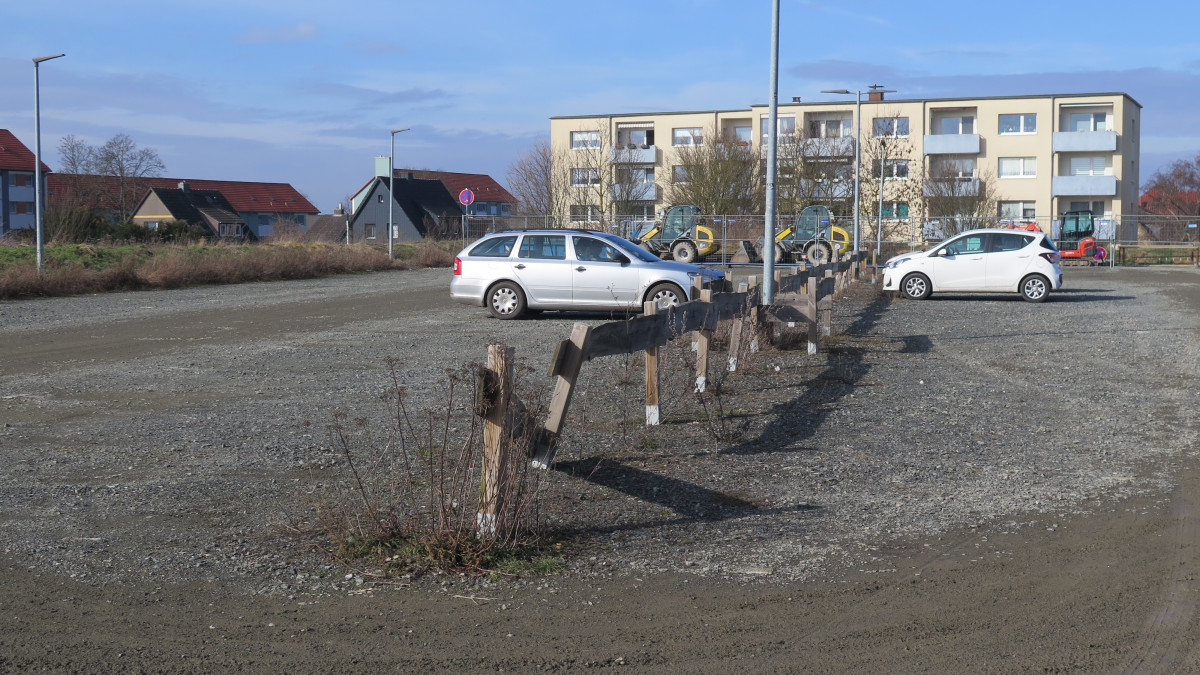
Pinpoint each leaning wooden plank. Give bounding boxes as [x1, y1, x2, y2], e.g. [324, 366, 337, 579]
[666, 300, 718, 336]
[531, 323, 591, 469]
[584, 313, 670, 360]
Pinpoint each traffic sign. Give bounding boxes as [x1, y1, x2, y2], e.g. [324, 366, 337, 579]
[458, 188, 475, 206]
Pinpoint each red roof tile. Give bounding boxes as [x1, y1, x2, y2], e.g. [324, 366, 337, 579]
[395, 169, 514, 204]
[47, 174, 318, 214]
[0, 129, 51, 172]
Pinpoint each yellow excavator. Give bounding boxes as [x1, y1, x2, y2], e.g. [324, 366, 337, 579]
[771, 205, 851, 265]
[631, 205, 720, 263]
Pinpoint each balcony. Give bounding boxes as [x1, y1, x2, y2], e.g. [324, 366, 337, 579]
[609, 145, 657, 163]
[923, 134, 980, 155]
[797, 179, 853, 199]
[1052, 130, 1117, 153]
[1052, 175, 1116, 196]
[924, 178, 980, 197]
[798, 137, 854, 157]
[610, 182, 658, 201]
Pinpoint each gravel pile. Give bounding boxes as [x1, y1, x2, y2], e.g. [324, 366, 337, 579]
[1, 267, 1197, 593]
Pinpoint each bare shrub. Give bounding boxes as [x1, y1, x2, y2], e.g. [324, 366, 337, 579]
[303, 354, 554, 578]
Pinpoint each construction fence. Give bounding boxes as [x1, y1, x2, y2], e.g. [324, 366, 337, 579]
[442, 213, 1200, 266]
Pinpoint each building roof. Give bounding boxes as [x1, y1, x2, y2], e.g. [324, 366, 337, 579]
[395, 169, 515, 204]
[147, 186, 245, 225]
[390, 176, 464, 234]
[0, 129, 51, 172]
[47, 174, 318, 214]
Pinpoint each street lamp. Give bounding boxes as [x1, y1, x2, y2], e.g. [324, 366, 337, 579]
[33, 52, 65, 275]
[387, 127, 410, 259]
[821, 84, 894, 255]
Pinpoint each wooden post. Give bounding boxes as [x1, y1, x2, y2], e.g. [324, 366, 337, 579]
[477, 344, 513, 538]
[872, 249, 879, 283]
[747, 275, 760, 354]
[821, 263, 835, 337]
[532, 323, 591, 469]
[694, 289, 712, 393]
[643, 301, 661, 425]
[805, 269, 819, 354]
[727, 281, 749, 372]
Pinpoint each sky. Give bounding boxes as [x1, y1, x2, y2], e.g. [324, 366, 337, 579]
[2, 0, 1199, 213]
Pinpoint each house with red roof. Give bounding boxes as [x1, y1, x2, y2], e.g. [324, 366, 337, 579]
[0, 129, 51, 235]
[49, 174, 318, 238]
[395, 169, 514, 217]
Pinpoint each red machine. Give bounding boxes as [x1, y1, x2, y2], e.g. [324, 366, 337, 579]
[1005, 212, 1106, 266]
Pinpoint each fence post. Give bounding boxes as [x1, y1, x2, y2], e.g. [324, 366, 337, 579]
[748, 275, 761, 354]
[477, 344, 514, 538]
[644, 301, 661, 425]
[728, 281, 749, 372]
[694, 289, 712, 393]
[805, 269, 819, 354]
[532, 323, 591, 469]
[871, 249, 878, 283]
[821, 263, 835, 337]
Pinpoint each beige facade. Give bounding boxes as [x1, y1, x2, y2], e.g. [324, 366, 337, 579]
[550, 92, 1141, 237]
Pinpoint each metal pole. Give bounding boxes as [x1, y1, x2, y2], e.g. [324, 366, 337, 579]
[877, 138, 886, 257]
[763, 0, 780, 305]
[32, 53, 64, 276]
[853, 91, 861, 253]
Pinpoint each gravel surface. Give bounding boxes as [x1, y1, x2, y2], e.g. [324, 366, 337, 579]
[1, 266, 1199, 595]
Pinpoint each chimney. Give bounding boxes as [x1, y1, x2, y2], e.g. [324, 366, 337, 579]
[333, 204, 344, 216]
[791, 96, 802, 103]
[374, 156, 391, 178]
[178, 181, 189, 191]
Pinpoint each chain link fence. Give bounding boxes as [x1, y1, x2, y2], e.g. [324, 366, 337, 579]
[434, 213, 1200, 267]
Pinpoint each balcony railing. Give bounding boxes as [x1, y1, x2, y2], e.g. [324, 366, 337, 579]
[1052, 175, 1117, 196]
[923, 134, 981, 155]
[1052, 130, 1117, 153]
[610, 182, 658, 201]
[924, 177, 980, 197]
[609, 145, 657, 163]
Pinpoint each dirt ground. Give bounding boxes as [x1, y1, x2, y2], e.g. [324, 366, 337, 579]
[3, 267, 1200, 673]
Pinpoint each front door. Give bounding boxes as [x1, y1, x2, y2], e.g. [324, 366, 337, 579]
[569, 235, 641, 308]
[929, 232, 988, 291]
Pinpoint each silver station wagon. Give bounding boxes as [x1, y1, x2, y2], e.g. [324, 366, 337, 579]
[451, 229, 726, 319]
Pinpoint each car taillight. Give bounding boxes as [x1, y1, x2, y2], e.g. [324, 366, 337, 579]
[453, 257, 462, 275]
[1039, 252, 1060, 264]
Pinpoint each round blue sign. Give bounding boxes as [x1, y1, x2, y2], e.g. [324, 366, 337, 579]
[458, 188, 475, 206]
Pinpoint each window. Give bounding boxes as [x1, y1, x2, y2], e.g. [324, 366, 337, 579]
[519, 234, 567, 259]
[942, 233, 986, 255]
[873, 157, 907, 177]
[809, 118, 852, 139]
[935, 115, 974, 135]
[470, 235, 518, 257]
[759, 115, 795, 139]
[1068, 200, 1106, 216]
[570, 168, 600, 186]
[364, 223, 376, 239]
[571, 131, 601, 149]
[13, 201, 30, 214]
[145, 221, 159, 231]
[872, 117, 909, 138]
[734, 127, 752, 143]
[999, 201, 1038, 220]
[672, 165, 689, 183]
[998, 113, 1036, 134]
[998, 157, 1037, 178]
[569, 205, 600, 223]
[572, 235, 622, 262]
[990, 233, 1033, 252]
[625, 203, 655, 222]
[617, 166, 655, 184]
[377, 194, 384, 203]
[616, 126, 654, 147]
[931, 157, 976, 179]
[1069, 112, 1108, 132]
[672, 127, 703, 146]
[880, 202, 909, 219]
[1069, 156, 1108, 176]
[11, 173, 30, 187]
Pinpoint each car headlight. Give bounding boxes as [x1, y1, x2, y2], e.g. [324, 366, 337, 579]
[884, 259, 904, 269]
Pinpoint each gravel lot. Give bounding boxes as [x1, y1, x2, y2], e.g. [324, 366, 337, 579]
[2, 265, 1199, 671]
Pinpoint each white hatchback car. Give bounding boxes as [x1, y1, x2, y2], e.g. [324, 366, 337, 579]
[450, 229, 726, 319]
[882, 229, 1063, 302]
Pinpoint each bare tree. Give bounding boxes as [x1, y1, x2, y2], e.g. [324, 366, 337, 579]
[857, 117, 924, 247]
[923, 157, 999, 238]
[1141, 154, 1200, 217]
[664, 127, 761, 215]
[506, 138, 571, 221]
[776, 132, 854, 217]
[55, 133, 166, 223]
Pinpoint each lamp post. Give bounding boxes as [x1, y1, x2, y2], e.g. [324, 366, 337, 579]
[762, 0, 780, 305]
[821, 84, 894, 255]
[33, 53, 65, 275]
[387, 127, 410, 259]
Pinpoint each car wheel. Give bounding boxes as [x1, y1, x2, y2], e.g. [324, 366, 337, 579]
[900, 273, 931, 300]
[774, 243, 789, 264]
[487, 281, 526, 319]
[646, 282, 686, 310]
[672, 240, 698, 263]
[805, 241, 832, 265]
[1020, 274, 1050, 303]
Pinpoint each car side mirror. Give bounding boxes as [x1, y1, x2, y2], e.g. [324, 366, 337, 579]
[614, 253, 631, 265]
[937, 249, 949, 257]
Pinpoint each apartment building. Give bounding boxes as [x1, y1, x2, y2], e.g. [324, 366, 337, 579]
[550, 91, 1141, 238]
[0, 129, 48, 235]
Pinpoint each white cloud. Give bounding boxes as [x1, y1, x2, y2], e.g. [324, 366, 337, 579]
[238, 22, 319, 44]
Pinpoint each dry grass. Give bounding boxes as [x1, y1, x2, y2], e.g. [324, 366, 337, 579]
[0, 241, 453, 300]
